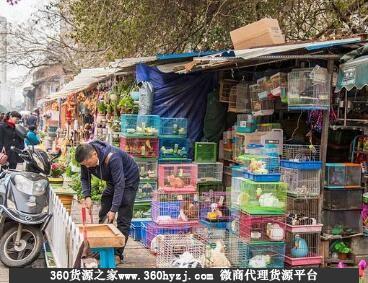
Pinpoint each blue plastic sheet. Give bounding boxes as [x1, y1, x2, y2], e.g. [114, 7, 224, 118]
[136, 64, 217, 156]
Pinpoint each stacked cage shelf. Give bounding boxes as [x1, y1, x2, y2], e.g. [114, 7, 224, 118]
[120, 115, 162, 230]
[322, 163, 363, 235]
[280, 144, 323, 267]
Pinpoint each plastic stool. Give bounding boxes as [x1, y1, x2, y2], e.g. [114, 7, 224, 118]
[92, 248, 116, 268]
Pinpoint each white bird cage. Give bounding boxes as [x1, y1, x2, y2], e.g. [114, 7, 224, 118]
[196, 162, 223, 183]
[228, 82, 251, 113]
[156, 234, 206, 268]
[281, 167, 321, 197]
[287, 66, 331, 110]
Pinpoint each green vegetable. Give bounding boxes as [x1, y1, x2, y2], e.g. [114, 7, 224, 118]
[331, 241, 351, 254]
[71, 174, 105, 201]
[97, 101, 107, 114]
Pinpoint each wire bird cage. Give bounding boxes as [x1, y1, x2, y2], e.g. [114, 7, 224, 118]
[236, 115, 257, 134]
[120, 137, 159, 158]
[192, 225, 232, 268]
[160, 118, 188, 138]
[226, 233, 285, 268]
[237, 154, 281, 182]
[121, 114, 160, 137]
[194, 142, 217, 163]
[158, 163, 198, 192]
[287, 66, 331, 110]
[159, 137, 189, 161]
[250, 83, 274, 116]
[152, 191, 199, 225]
[282, 144, 320, 163]
[286, 196, 321, 231]
[270, 72, 288, 98]
[322, 209, 362, 235]
[135, 158, 158, 181]
[280, 167, 321, 197]
[196, 162, 223, 183]
[219, 79, 239, 103]
[197, 182, 224, 195]
[136, 180, 157, 201]
[230, 177, 247, 209]
[323, 188, 363, 210]
[239, 179, 288, 215]
[228, 81, 251, 113]
[325, 163, 362, 189]
[239, 212, 286, 242]
[146, 222, 196, 254]
[199, 191, 232, 223]
[156, 234, 206, 268]
[284, 230, 322, 266]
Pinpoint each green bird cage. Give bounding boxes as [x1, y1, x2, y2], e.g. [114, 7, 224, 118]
[194, 142, 217, 163]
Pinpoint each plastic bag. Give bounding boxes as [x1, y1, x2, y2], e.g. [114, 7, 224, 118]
[138, 81, 154, 115]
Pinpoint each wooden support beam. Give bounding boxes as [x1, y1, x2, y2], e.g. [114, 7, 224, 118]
[319, 59, 334, 224]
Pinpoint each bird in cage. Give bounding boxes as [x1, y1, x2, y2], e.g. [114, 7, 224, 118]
[170, 252, 203, 268]
[248, 255, 271, 268]
[204, 240, 231, 268]
[291, 234, 309, 258]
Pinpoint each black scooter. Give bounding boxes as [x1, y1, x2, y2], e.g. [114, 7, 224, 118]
[0, 125, 60, 267]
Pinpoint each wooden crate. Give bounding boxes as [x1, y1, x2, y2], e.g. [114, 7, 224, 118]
[79, 224, 126, 248]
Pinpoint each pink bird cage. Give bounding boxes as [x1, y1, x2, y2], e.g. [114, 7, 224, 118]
[119, 136, 159, 158]
[239, 212, 286, 242]
[158, 164, 198, 192]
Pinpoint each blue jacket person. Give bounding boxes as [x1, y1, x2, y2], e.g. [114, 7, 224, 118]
[75, 140, 140, 259]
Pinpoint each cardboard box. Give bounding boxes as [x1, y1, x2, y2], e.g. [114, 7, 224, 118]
[230, 18, 285, 50]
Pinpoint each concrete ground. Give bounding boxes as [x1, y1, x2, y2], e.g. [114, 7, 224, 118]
[70, 200, 156, 268]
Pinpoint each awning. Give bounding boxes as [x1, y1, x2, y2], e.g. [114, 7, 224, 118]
[47, 67, 120, 100]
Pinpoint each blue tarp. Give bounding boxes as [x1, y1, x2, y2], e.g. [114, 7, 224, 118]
[136, 64, 217, 156]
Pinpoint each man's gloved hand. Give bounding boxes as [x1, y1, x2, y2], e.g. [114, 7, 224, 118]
[107, 211, 116, 223]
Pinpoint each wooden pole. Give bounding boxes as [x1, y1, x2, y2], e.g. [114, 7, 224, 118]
[319, 59, 334, 224]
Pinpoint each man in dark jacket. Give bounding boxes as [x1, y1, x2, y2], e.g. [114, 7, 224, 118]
[75, 140, 140, 260]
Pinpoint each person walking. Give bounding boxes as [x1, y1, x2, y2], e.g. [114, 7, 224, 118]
[0, 111, 24, 169]
[74, 140, 140, 261]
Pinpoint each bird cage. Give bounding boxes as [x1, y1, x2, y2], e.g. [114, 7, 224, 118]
[239, 179, 288, 215]
[236, 117, 257, 134]
[137, 180, 157, 201]
[199, 191, 232, 223]
[286, 196, 322, 232]
[156, 234, 206, 268]
[219, 79, 239, 103]
[193, 226, 232, 268]
[135, 158, 158, 181]
[160, 118, 188, 138]
[239, 212, 286, 243]
[250, 83, 274, 116]
[325, 163, 362, 189]
[197, 182, 223, 195]
[323, 188, 363, 210]
[322, 209, 362, 235]
[240, 154, 281, 182]
[284, 230, 322, 266]
[158, 163, 198, 192]
[231, 177, 247, 209]
[159, 137, 189, 162]
[280, 167, 321, 197]
[226, 234, 285, 268]
[287, 66, 330, 110]
[194, 142, 217, 163]
[228, 82, 251, 113]
[270, 72, 288, 98]
[121, 114, 160, 137]
[120, 137, 159, 158]
[196, 162, 223, 183]
[152, 191, 199, 225]
[146, 222, 196, 254]
[281, 144, 321, 169]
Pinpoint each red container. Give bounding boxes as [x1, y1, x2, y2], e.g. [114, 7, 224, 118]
[120, 136, 159, 158]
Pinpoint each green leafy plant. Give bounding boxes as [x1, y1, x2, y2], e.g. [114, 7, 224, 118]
[50, 163, 66, 178]
[72, 174, 105, 201]
[331, 241, 351, 254]
[97, 101, 106, 114]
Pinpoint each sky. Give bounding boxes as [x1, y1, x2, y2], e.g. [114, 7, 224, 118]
[0, 0, 49, 105]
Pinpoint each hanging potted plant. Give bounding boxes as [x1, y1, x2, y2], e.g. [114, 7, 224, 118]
[331, 241, 352, 260]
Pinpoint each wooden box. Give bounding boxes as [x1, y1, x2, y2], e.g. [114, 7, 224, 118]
[78, 224, 126, 248]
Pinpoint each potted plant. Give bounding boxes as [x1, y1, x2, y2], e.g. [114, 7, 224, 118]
[49, 162, 66, 185]
[331, 241, 351, 260]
